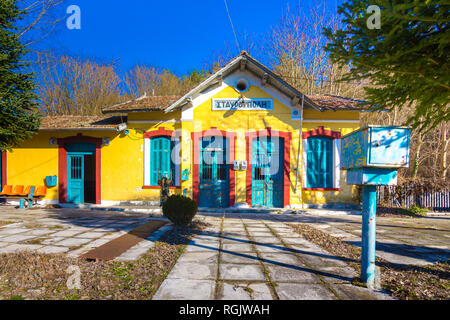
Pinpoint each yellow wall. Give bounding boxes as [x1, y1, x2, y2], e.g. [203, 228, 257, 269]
[3, 84, 360, 206]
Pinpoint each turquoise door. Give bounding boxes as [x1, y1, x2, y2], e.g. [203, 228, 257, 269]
[252, 137, 284, 207]
[199, 136, 229, 208]
[67, 153, 84, 204]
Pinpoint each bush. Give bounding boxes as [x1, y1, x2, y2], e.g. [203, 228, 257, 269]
[162, 195, 198, 226]
[409, 205, 429, 216]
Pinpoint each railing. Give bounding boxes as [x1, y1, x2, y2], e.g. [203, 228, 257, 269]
[376, 185, 450, 212]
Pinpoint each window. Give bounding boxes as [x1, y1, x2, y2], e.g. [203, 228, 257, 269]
[144, 134, 180, 187]
[306, 136, 333, 188]
[302, 127, 341, 190]
[149, 137, 175, 186]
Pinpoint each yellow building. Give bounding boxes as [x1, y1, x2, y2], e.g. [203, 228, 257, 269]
[1, 52, 365, 209]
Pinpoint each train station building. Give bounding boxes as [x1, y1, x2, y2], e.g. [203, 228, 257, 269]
[1, 52, 366, 209]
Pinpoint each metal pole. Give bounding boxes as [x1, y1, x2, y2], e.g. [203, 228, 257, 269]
[361, 185, 377, 287]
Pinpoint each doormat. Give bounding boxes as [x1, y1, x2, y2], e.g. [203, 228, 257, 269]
[81, 220, 167, 261]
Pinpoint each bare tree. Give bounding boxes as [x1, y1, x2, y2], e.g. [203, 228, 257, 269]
[37, 54, 124, 116]
[265, 2, 366, 98]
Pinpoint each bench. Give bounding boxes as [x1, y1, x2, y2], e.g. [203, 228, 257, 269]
[0, 185, 47, 209]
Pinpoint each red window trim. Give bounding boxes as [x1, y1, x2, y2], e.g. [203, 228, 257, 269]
[302, 126, 341, 140]
[57, 134, 102, 204]
[245, 128, 291, 208]
[143, 127, 174, 139]
[191, 128, 237, 207]
[1, 152, 6, 188]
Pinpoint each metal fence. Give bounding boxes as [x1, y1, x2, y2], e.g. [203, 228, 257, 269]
[376, 185, 450, 212]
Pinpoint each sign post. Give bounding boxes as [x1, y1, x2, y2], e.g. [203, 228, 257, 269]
[341, 125, 411, 287]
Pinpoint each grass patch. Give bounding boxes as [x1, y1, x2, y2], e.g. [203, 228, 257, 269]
[0, 221, 15, 227]
[288, 223, 450, 300]
[0, 220, 208, 300]
[24, 238, 47, 245]
[377, 206, 429, 218]
[48, 225, 64, 230]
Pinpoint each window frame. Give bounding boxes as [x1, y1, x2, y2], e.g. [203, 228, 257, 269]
[143, 128, 180, 188]
[302, 127, 341, 191]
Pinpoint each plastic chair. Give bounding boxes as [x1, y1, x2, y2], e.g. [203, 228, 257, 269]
[0, 185, 12, 196]
[33, 186, 47, 198]
[9, 185, 24, 196]
[18, 185, 34, 196]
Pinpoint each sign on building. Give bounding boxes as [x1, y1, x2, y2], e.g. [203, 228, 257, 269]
[212, 98, 273, 111]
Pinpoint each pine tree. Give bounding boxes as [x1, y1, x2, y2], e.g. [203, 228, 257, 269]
[0, 0, 41, 151]
[324, 0, 449, 131]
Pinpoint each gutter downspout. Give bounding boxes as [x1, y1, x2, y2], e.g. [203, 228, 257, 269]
[294, 95, 305, 209]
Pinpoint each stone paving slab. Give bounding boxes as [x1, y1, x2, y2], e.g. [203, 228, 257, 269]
[219, 264, 266, 281]
[276, 283, 337, 300]
[266, 264, 320, 284]
[220, 251, 259, 264]
[153, 279, 216, 300]
[222, 242, 254, 252]
[37, 246, 70, 254]
[176, 251, 218, 264]
[218, 283, 273, 300]
[251, 236, 282, 245]
[168, 262, 217, 280]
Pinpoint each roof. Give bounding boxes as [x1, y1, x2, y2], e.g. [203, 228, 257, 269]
[102, 95, 181, 114]
[164, 51, 323, 113]
[99, 52, 372, 114]
[40, 115, 127, 131]
[307, 95, 371, 111]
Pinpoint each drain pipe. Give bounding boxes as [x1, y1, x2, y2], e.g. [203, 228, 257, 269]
[294, 95, 305, 209]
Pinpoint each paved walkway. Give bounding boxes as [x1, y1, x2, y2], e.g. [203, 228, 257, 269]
[154, 215, 391, 300]
[0, 206, 168, 260]
[200, 211, 450, 266]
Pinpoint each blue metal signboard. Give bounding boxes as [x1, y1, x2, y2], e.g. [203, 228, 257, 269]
[341, 125, 410, 170]
[341, 125, 411, 288]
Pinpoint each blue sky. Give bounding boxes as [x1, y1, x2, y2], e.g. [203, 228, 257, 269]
[50, 0, 339, 75]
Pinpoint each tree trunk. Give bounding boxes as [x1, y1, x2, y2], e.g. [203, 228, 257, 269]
[439, 122, 449, 179]
[412, 132, 422, 179]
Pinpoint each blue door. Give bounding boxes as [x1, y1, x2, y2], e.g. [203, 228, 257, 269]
[67, 153, 84, 204]
[65, 143, 96, 204]
[199, 136, 229, 208]
[252, 137, 284, 207]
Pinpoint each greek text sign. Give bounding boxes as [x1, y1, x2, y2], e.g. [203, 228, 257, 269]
[212, 98, 273, 111]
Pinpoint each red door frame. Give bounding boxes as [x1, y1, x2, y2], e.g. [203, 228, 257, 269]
[245, 128, 291, 208]
[57, 134, 102, 204]
[191, 128, 236, 207]
[1, 152, 6, 188]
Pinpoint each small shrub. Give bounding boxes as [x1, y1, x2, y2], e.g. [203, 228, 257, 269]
[409, 206, 429, 216]
[162, 195, 198, 226]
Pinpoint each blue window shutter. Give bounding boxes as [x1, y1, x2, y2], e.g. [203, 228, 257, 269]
[306, 137, 333, 188]
[150, 137, 172, 186]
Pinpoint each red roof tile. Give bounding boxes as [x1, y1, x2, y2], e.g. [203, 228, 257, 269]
[307, 95, 370, 111]
[40, 115, 126, 130]
[101, 95, 181, 114]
